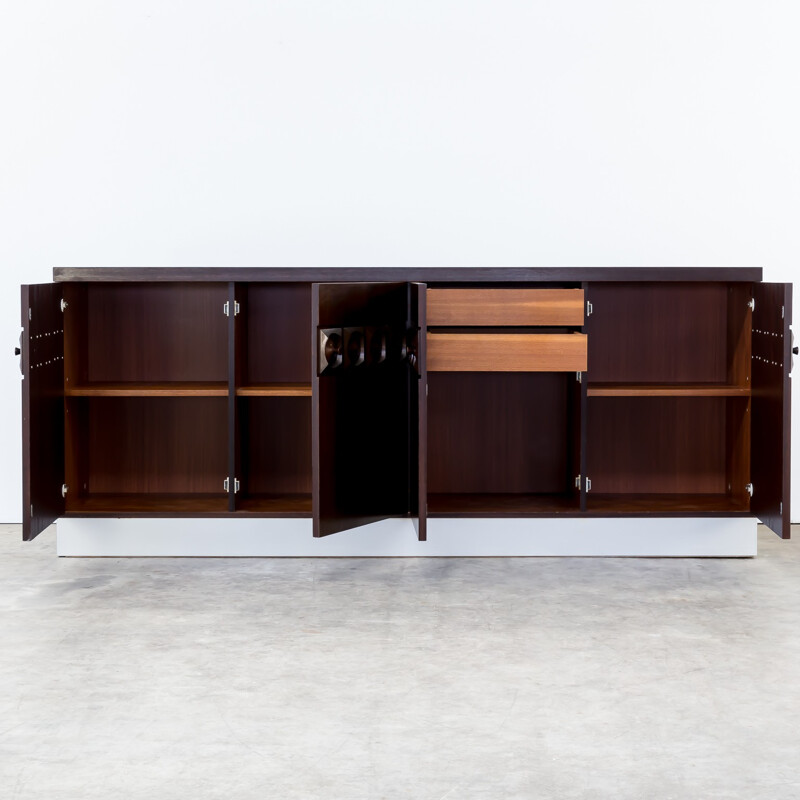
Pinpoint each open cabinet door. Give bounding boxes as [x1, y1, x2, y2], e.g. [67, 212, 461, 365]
[409, 283, 427, 540]
[751, 282, 792, 538]
[21, 284, 65, 541]
[312, 282, 419, 537]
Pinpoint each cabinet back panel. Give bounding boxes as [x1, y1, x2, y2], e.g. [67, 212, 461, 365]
[588, 283, 727, 383]
[241, 397, 312, 495]
[86, 283, 228, 382]
[246, 284, 311, 384]
[86, 397, 227, 494]
[587, 397, 727, 494]
[428, 373, 568, 494]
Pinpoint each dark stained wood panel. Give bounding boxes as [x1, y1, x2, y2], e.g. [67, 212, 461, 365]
[312, 282, 414, 537]
[587, 397, 727, 495]
[427, 288, 584, 326]
[235, 494, 312, 516]
[85, 282, 228, 382]
[427, 372, 569, 494]
[54, 267, 764, 284]
[427, 333, 587, 372]
[410, 282, 427, 540]
[86, 397, 227, 494]
[428, 493, 577, 516]
[751, 282, 792, 538]
[21, 283, 65, 540]
[239, 397, 312, 497]
[587, 283, 729, 383]
[65, 494, 229, 515]
[586, 494, 750, 514]
[245, 283, 312, 384]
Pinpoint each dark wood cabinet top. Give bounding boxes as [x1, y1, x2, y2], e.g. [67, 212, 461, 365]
[53, 266, 763, 283]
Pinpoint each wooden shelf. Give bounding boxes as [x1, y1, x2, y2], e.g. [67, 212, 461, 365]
[428, 493, 578, 517]
[236, 494, 312, 515]
[236, 384, 312, 397]
[587, 383, 750, 398]
[65, 494, 230, 515]
[586, 494, 750, 514]
[65, 382, 228, 397]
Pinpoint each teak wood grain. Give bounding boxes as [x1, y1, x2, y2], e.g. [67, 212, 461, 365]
[426, 288, 585, 326]
[427, 332, 587, 372]
[65, 382, 229, 397]
[236, 383, 311, 397]
[586, 383, 750, 397]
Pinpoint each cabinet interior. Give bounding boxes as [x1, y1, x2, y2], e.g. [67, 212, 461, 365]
[585, 282, 752, 513]
[62, 281, 315, 516]
[427, 372, 579, 515]
[56, 278, 757, 519]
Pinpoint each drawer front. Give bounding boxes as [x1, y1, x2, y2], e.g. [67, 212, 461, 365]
[426, 288, 584, 326]
[427, 333, 587, 372]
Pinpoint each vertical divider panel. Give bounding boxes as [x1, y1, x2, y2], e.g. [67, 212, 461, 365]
[579, 281, 590, 511]
[726, 283, 753, 508]
[410, 282, 427, 541]
[227, 282, 238, 512]
[62, 284, 87, 509]
[311, 283, 323, 535]
[575, 374, 588, 512]
[232, 283, 248, 511]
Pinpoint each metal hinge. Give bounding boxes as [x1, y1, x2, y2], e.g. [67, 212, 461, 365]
[780, 501, 783, 515]
[28, 308, 32, 321]
[747, 298, 755, 312]
[576, 371, 582, 383]
[60, 299, 68, 312]
[575, 475, 591, 491]
[745, 483, 753, 497]
[61, 484, 68, 498]
[223, 301, 240, 317]
[586, 300, 593, 317]
[223, 477, 240, 493]
[586, 477, 592, 492]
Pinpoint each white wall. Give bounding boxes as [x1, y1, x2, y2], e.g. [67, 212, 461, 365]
[1, 0, 798, 522]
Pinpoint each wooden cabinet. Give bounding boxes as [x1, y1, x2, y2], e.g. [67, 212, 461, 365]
[20, 268, 793, 545]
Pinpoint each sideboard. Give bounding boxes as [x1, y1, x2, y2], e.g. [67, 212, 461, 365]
[20, 267, 793, 556]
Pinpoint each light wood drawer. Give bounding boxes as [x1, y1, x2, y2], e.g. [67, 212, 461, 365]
[426, 288, 584, 326]
[427, 332, 587, 372]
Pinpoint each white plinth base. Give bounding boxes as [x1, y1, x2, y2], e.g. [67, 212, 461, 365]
[56, 516, 758, 557]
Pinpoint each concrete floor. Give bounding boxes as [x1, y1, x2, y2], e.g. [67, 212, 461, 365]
[1, 525, 799, 800]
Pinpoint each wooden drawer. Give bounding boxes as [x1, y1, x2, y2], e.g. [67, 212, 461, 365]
[426, 288, 584, 326]
[427, 332, 587, 372]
